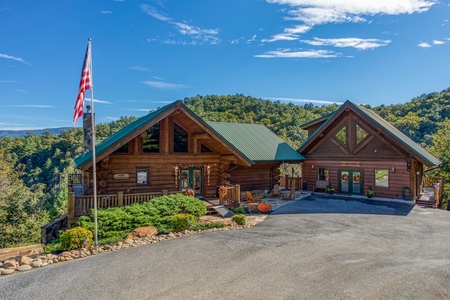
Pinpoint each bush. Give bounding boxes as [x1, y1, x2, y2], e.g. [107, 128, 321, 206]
[171, 214, 196, 232]
[75, 194, 207, 238]
[232, 214, 247, 226]
[192, 222, 227, 231]
[233, 206, 247, 214]
[60, 227, 93, 250]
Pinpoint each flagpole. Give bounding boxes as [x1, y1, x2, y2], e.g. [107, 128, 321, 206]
[88, 38, 98, 247]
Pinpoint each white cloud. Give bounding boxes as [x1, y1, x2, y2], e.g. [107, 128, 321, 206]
[255, 48, 340, 58]
[247, 34, 257, 44]
[129, 65, 149, 72]
[141, 4, 220, 45]
[265, 0, 435, 42]
[100, 11, 112, 14]
[433, 40, 445, 45]
[301, 37, 391, 50]
[140, 4, 171, 21]
[264, 96, 343, 105]
[418, 42, 432, 48]
[142, 81, 190, 89]
[0, 53, 31, 66]
[126, 108, 154, 112]
[104, 116, 119, 121]
[84, 98, 113, 104]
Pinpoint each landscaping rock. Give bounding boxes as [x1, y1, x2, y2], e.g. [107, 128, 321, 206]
[31, 260, 42, 268]
[126, 226, 158, 240]
[19, 256, 33, 266]
[61, 251, 71, 257]
[168, 232, 175, 238]
[1, 269, 15, 276]
[3, 259, 18, 269]
[17, 265, 32, 272]
[124, 239, 134, 245]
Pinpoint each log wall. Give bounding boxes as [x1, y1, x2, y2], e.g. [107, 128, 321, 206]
[302, 159, 419, 199]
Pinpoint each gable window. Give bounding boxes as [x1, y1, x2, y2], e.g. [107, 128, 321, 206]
[201, 143, 213, 153]
[318, 167, 329, 181]
[113, 143, 129, 154]
[356, 124, 368, 145]
[143, 123, 160, 153]
[375, 169, 389, 188]
[335, 126, 347, 145]
[174, 123, 188, 153]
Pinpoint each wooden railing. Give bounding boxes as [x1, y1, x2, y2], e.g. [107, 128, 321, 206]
[423, 177, 445, 208]
[280, 176, 303, 190]
[68, 190, 178, 226]
[219, 184, 241, 206]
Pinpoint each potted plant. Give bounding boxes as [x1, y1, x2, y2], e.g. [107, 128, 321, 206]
[366, 186, 375, 198]
[326, 185, 335, 194]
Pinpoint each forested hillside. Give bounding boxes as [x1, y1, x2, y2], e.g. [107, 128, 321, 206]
[1, 88, 449, 247]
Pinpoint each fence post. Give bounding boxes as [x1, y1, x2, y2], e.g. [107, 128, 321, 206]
[162, 190, 168, 196]
[68, 193, 75, 228]
[235, 184, 240, 204]
[118, 192, 123, 207]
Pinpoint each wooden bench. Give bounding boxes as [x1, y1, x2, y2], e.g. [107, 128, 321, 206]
[313, 180, 329, 192]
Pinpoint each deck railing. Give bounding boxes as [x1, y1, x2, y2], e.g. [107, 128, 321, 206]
[423, 177, 445, 207]
[219, 184, 241, 206]
[68, 190, 178, 226]
[280, 176, 303, 190]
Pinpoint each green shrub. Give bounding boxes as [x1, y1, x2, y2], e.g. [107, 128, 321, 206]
[75, 194, 207, 238]
[232, 214, 247, 226]
[171, 214, 196, 232]
[192, 222, 227, 231]
[233, 206, 247, 214]
[60, 227, 93, 250]
[44, 240, 62, 254]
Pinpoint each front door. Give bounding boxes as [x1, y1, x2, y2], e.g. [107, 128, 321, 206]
[339, 170, 362, 194]
[180, 168, 202, 196]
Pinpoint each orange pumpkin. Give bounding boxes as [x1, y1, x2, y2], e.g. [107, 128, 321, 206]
[258, 202, 271, 213]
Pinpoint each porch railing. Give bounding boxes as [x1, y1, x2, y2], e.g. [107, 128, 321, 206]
[423, 177, 445, 207]
[280, 176, 303, 190]
[219, 184, 241, 206]
[68, 190, 178, 226]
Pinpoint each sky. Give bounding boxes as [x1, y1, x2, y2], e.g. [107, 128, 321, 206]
[1, 0, 450, 130]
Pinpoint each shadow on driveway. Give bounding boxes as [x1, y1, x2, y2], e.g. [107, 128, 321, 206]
[272, 195, 414, 216]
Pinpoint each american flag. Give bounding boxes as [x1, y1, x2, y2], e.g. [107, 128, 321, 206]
[73, 41, 92, 126]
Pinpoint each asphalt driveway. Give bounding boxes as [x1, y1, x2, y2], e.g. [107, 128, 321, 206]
[1, 196, 449, 299]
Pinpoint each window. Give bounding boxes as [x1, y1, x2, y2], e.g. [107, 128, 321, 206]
[201, 143, 213, 153]
[113, 143, 129, 154]
[143, 123, 160, 153]
[136, 168, 148, 185]
[318, 168, 329, 181]
[375, 169, 389, 188]
[356, 125, 368, 145]
[335, 126, 347, 145]
[174, 123, 188, 153]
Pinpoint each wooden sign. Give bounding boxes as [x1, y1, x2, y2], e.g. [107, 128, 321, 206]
[341, 161, 361, 167]
[114, 174, 129, 180]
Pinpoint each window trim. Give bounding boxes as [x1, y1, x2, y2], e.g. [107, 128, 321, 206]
[318, 167, 329, 181]
[375, 169, 389, 188]
[136, 168, 149, 186]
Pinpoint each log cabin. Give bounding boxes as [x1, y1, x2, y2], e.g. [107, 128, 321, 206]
[73, 100, 305, 199]
[298, 100, 441, 201]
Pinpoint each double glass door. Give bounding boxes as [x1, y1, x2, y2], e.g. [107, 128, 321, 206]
[340, 170, 362, 194]
[180, 168, 202, 196]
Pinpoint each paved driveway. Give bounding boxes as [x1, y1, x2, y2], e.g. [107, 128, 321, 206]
[1, 196, 450, 299]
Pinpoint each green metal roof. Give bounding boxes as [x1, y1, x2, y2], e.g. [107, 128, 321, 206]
[298, 100, 440, 167]
[74, 101, 175, 167]
[207, 122, 305, 162]
[74, 101, 304, 168]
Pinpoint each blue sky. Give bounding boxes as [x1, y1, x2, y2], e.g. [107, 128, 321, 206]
[1, 0, 449, 130]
